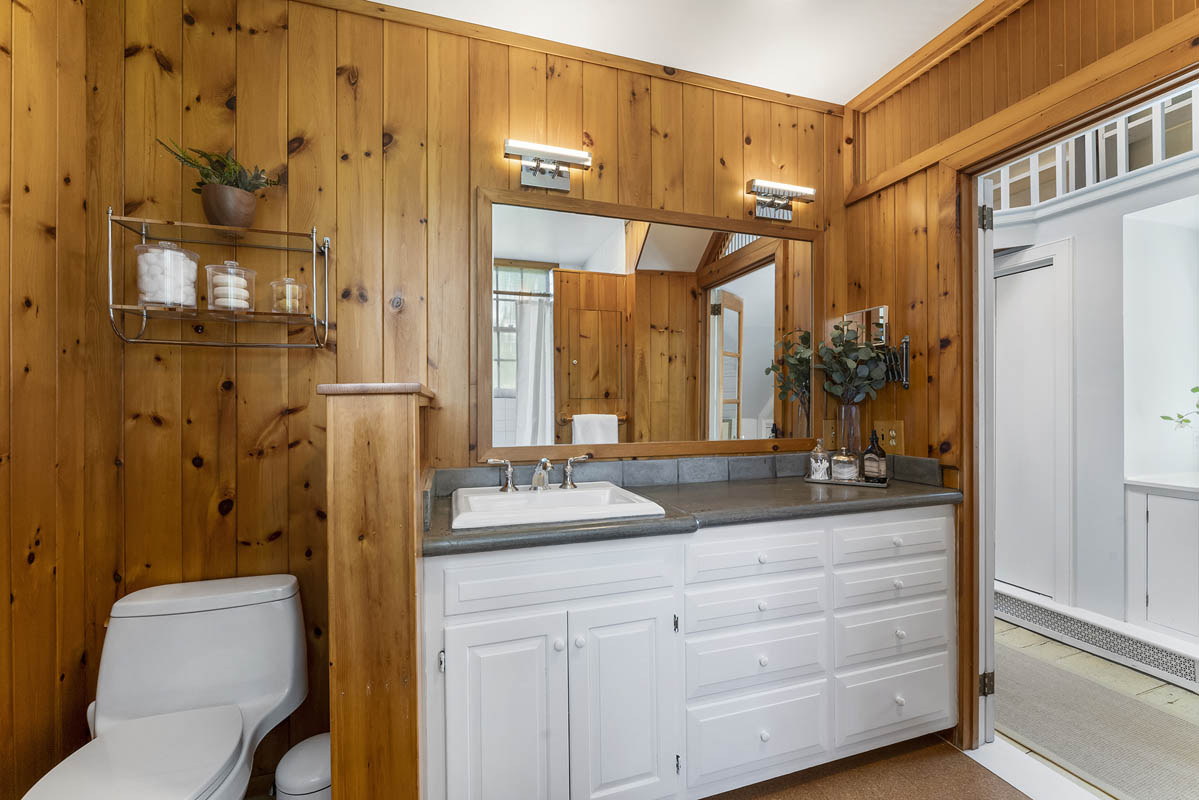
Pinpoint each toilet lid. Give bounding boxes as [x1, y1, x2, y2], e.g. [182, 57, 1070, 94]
[23, 705, 242, 800]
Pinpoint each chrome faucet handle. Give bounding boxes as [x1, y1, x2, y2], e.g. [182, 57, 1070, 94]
[561, 454, 592, 489]
[486, 458, 518, 492]
[530, 457, 553, 491]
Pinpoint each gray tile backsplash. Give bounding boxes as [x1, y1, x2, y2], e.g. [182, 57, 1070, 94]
[621, 459, 679, 486]
[775, 452, 809, 478]
[678, 457, 728, 484]
[728, 455, 775, 480]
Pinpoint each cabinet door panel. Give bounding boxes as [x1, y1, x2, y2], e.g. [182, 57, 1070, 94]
[445, 611, 569, 800]
[1147, 495, 1199, 637]
[569, 595, 679, 800]
[832, 516, 947, 564]
[835, 651, 952, 748]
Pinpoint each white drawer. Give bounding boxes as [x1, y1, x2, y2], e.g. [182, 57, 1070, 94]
[832, 555, 947, 609]
[835, 651, 952, 748]
[686, 618, 826, 698]
[686, 679, 828, 787]
[832, 516, 948, 565]
[834, 596, 949, 668]
[686, 526, 826, 583]
[441, 545, 676, 615]
[685, 573, 826, 633]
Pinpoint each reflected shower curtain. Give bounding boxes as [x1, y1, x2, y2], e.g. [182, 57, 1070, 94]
[514, 297, 554, 447]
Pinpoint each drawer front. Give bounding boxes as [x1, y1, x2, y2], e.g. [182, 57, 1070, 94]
[686, 618, 826, 698]
[442, 545, 676, 615]
[686, 527, 826, 584]
[833, 556, 947, 609]
[685, 573, 826, 633]
[832, 516, 948, 565]
[686, 679, 828, 787]
[834, 597, 949, 668]
[835, 652, 952, 748]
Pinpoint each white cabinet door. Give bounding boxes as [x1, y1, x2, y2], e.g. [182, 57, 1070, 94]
[1147, 494, 1199, 637]
[444, 610, 569, 800]
[568, 595, 679, 800]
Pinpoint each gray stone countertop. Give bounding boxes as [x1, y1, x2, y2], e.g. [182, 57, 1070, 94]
[423, 477, 962, 557]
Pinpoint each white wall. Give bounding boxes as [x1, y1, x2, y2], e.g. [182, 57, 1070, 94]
[582, 225, 625, 273]
[1124, 201, 1199, 478]
[993, 164, 1199, 619]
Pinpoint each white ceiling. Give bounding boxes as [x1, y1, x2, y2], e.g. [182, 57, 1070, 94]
[492, 205, 625, 265]
[379, 0, 979, 104]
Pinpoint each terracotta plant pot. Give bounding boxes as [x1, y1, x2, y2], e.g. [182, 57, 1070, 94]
[201, 184, 258, 228]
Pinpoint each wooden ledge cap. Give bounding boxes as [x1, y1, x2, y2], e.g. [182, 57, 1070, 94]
[317, 382, 436, 398]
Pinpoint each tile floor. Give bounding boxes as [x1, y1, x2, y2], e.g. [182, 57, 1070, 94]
[990, 618, 1199, 798]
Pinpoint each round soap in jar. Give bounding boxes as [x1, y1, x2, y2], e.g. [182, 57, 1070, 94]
[270, 277, 306, 314]
[205, 260, 257, 312]
[135, 240, 199, 308]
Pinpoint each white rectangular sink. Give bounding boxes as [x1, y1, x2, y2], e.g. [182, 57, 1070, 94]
[451, 481, 665, 530]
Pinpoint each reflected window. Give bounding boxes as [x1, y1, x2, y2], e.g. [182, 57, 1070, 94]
[1164, 91, 1193, 160]
[1009, 158, 1031, 208]
[1037, 148, 1058, 202]
[1127, 108, 1153, 172]
[492, 264, 552, 398]
[1099, 122, 1119, 182]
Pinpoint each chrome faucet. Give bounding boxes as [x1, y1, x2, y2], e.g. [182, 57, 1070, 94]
[561, 454, 591, 489]
[530, 457, 553, 491]
[487, 458, 518, 492]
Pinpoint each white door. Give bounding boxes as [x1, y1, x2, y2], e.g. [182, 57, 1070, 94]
[568, 594, 679, 800]
[991, 239, 1073, 601]
[445, 610, 569, 800]
[1146, 494, 1199, 637]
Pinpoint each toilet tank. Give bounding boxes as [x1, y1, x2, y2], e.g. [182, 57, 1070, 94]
[94, 575, 307, 740]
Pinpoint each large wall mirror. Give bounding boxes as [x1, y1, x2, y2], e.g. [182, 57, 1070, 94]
[476, 190, 818, 460]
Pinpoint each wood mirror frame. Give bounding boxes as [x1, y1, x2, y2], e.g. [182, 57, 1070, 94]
[474, 187, 825, 463]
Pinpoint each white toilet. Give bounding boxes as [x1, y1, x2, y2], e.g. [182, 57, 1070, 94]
[23, 574, 307, 800]
[275, 732, 331, 799]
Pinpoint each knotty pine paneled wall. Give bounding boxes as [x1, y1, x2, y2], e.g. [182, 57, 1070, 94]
[855, 0, 1198, 183]
[0, 0, 843, 794]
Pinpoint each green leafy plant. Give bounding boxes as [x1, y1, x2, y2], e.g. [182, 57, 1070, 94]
[819, 321, 887, 404]
[1162, 386, 1199, 428]
[158, 139, 278, 195]
[765, 329, 813, 405]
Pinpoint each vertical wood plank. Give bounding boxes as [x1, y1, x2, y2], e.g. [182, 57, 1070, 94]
[0, 0, 12, 789]
[545, 56, 583, 199]
[934, 163, 962, 467]
[823, 113, 846, 337]
[796, 110, 824, 230]
[426, 31, 470, 466]
[1134, 0, 1155, 37]
[287, 0, 338, 745]
[650, 77, 683, 211]
[1036, 0, 1053, 91]
[1020, 7, 1037, 98]
[980, 28, 997, 119]
[895, 170, 929, 456]
[1096, 0, 1115, 57]
[741, 98, 770, 220]
[12, 0, 62, 790]
[507, 47, 546, 192]
[383, 23, 428, 382]
[468, 40, 507, 196]
[1050, 0, 1066, 83]
[55, 0, 91, 761]
[617, 70, 651, 208]
[1064, 0, 1082, 74]
[712, 92, 742, 219]
[581, 63, 618, 203]
[1114, 0, 1134, 48]
[924, 167, 941, 458]
[1080, 0, 1098, 66]
[769, 103, 798, 195]
[681, 85, 713, 216]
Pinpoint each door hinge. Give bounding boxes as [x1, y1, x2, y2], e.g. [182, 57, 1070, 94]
[438, 650, 446, 673]
[675, 754, 681, 774]
[979, 671, 995, 697]
[709, 303, 722, 316]
[673, 614, 679, 633]
[978, 204, 993, 230]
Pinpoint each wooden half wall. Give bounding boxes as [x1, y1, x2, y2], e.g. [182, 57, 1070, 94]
[0, 0, 842, 795]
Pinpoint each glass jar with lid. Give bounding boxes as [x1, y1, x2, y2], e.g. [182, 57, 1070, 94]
[831, 447, 860, 482]
[205, 260, 256, 312]
[135, 240, 199, 308]
[808, 438, 831, 481]
[270, 277, 306, 314]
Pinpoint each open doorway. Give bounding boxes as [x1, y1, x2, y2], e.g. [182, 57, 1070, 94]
[978, 80, 1199, 799]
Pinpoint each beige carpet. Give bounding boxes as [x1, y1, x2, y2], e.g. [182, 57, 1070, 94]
[712, 735, 1029, 800]
[996, 641, 1199, 800]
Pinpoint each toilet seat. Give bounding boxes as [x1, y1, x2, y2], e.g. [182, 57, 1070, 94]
[23, 704, 243, 800]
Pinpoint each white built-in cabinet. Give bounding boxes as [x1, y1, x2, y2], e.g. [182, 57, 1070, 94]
[1126, 487, 1199, 639]
[423, 505, 957, 800]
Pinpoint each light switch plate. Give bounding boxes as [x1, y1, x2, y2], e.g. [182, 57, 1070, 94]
[822, 419, 838, 451]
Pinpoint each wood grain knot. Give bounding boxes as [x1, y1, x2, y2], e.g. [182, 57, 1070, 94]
[218, 498, 234, 516]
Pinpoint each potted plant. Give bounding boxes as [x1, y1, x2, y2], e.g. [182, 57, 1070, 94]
[1162, 386, 1199, 428]
[819, 321, 887, 452]
[158, 139, 277, 228]
[765, 328, 813, 437]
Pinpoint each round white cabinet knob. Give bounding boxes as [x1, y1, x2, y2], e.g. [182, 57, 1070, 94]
[895, 695, 907, 707]
[893, 579, 905, 590]
[757, 552, 769, 564]
[759, 730, 771, 743]
[892, 536, 904, 547]
[572, 359, 579, 365]
[757, 600, 769, 612]
[758, 655, 770, 667]
[553, 638, 566, 652]
[574, 635, 586, 649]
[895, 629, 907, 640]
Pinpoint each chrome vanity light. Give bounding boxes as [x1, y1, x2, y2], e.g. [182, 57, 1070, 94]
[746, 178, 815, 222]
[504, 139, 592, 191]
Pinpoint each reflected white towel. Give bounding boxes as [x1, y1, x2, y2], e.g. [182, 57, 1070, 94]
[572, 414, 618, 445]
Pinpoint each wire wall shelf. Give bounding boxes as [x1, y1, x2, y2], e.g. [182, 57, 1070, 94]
[107, 208, 331, 349]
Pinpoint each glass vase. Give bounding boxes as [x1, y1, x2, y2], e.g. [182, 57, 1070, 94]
[837, 399, 862, 454]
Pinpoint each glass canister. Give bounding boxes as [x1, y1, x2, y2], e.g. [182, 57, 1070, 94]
[135, 240, 198, 308]
[270, 277, 306, 314]
[831, 447, 860, 482]
[808, 438, 831, 481]
[205, 260, 256, 312]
